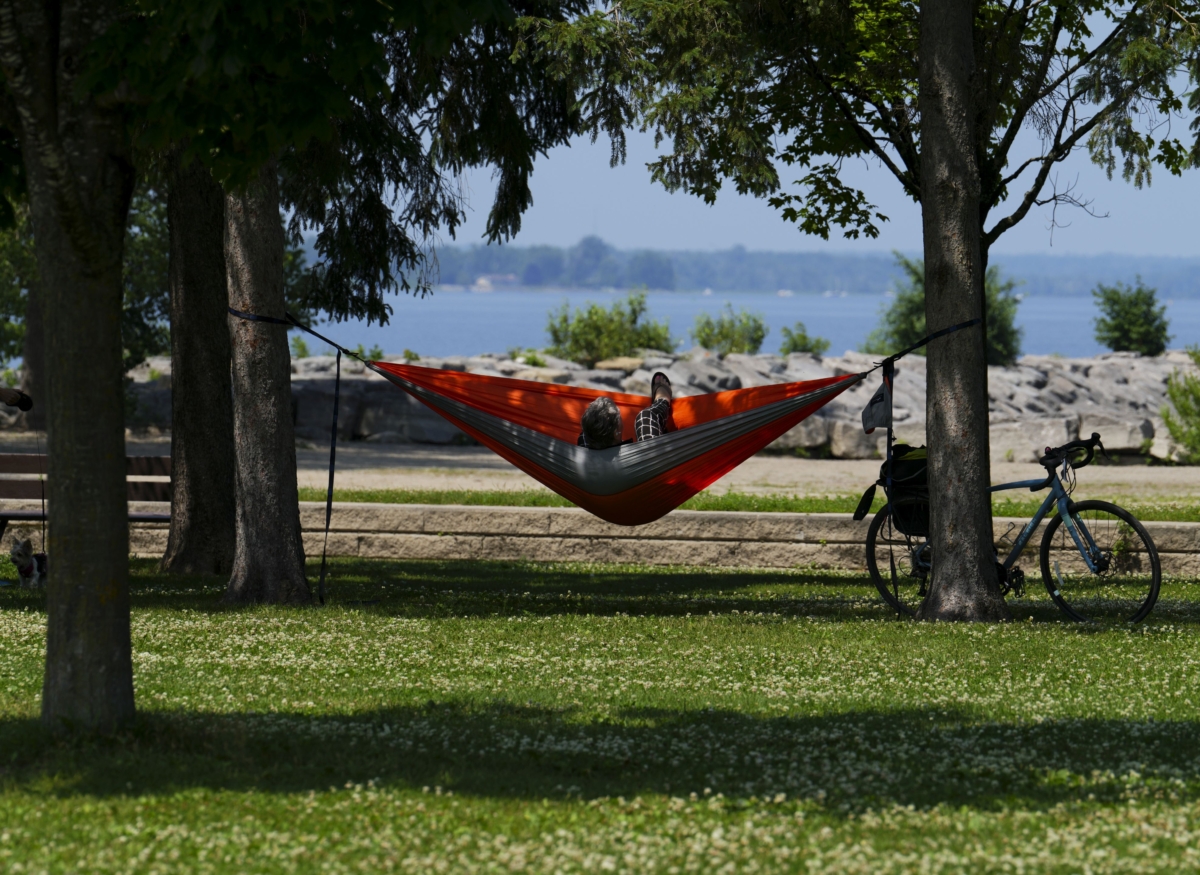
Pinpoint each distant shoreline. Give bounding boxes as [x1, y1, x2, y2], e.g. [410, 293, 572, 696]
[433, 284, 1114, 298]
[431, 238, 1200, 299]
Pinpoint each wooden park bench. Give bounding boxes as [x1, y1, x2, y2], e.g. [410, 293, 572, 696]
[0, 453, 171, 542]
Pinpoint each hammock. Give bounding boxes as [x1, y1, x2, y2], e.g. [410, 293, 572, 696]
[229, 307, 979, 600]
[368, 361, 861, 526]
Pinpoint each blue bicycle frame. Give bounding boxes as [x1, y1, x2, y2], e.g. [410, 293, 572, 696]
[989, 464, 1103, 575]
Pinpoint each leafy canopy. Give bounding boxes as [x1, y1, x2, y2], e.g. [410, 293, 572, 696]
[546, 291, 673, 366]
[0, 193, 175, 372]
[862, 254, 1023, 367]
[1093, 279, 1171, 357]
[0, 209, 36, 364]
[0, 184, 310, 373]
[519, 0, 1200, 250]
[691, 305, 766, 356]
[88, 0, 591, 326]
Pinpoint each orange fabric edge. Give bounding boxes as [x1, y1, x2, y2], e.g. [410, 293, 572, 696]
[371, 361, 855, 445]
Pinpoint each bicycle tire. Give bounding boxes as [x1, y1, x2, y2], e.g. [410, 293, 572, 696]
[865, 506, 930, 617]
[1039, 499, 1161, 624]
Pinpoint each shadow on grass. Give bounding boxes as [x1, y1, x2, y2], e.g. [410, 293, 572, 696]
[1, 702, 1197, 813]
[3, 558, 1194, 626]
[6, 557, 1192, 623]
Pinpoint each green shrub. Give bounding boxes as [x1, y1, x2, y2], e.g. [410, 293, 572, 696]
[546, 291, 673, 367]
[1163, 346, 1200, 462]
[510, 348, 547, 367]
[402, 348, 420, 362]
[691, 305, 767, 355]
[861, 253, 1023, 366]
[290, 335, 311, 358]
[779, 321, 830, 356]
[367, 344, 385, 361]
[1093, 279, 1171, 356]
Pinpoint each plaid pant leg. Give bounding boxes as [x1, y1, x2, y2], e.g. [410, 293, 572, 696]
[635, 398, 672, 441]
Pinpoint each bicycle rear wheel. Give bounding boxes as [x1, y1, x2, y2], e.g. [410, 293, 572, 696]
[865, 506, 930, 617]
[1039, 500, 1161, 623]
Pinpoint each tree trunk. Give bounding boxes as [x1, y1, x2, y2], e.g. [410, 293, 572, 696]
[224, 161, 309, 604]
[915, 0, 1009, 622]
[160, 152, 236, 575]
[0, 0, 138, 729]
[18, 281, 45, 431]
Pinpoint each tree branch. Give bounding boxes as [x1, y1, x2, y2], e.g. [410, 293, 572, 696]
[1037, 173, 1110, 244]
[984, 79, 1141, 247]
[1024, 11, 1138, 108]
[796, 54, 920, 198]
[989, 9, 1062, 179]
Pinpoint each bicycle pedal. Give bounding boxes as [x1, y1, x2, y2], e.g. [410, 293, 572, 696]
[1009, 567, 1026, 598]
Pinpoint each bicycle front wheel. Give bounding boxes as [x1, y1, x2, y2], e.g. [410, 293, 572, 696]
[1039, 500, 1161, 623]
[865, 506, 930, 617]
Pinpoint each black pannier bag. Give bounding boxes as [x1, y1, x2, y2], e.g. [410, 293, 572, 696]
[885, 445, 928, 536]
[852, 444, 929, 537]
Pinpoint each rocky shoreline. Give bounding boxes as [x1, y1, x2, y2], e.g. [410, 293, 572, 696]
[121, 347, 1198, 462]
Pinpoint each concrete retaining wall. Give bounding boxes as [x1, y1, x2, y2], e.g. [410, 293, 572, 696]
[5, 500, 1184, 576]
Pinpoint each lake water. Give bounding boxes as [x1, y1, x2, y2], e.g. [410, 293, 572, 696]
[308, 289, 1200, 359]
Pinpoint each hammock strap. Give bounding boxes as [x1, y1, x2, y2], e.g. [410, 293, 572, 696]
[315, 349, 340, 605]
[879, 317, 982, 368]
[883, 358, 896, 492]
[227, 306, 356, 605]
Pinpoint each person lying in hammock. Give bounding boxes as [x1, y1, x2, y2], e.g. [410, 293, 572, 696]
[578, 372, 674, 450]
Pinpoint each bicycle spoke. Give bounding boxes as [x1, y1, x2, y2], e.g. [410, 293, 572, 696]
[866, 507, 929, 617]
[1040, 501, 1160, 623]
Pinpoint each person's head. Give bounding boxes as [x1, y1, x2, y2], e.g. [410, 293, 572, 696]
[581, 396, 623, 449]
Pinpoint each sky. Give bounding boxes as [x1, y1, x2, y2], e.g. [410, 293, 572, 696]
[448, 129, 1200, 257]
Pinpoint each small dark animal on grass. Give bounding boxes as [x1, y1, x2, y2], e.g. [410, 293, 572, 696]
[10, 538, 46, 588]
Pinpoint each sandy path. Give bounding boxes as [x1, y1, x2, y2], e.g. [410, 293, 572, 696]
[293, 443, 1199, 503]
[3, 432, 1193, 502]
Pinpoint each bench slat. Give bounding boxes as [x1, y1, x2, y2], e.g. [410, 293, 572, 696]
[126, 456, 172, 476]
[0, 481, 44, 499]
[0, 454, 47, 474]
[0, 454, 171, 477]
[127, 481, 171, 502]
[0, 480, 171, 501]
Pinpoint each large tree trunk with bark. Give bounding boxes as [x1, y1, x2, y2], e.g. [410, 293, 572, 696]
[224, 161, 309, 604]
[18, 281, 45, 431]
[160, 152, 237, 575]
[0, 0, 138, 729]
[915, 0, 1010, 622]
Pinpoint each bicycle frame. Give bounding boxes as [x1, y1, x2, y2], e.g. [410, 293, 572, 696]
[989, 464, 1102, 574]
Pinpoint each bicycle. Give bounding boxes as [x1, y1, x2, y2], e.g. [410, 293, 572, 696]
[863, 433, 1161, 623]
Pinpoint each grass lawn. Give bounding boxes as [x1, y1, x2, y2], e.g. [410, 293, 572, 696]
[1, 557, 1199, 873]
[297, 486, 1200, 522]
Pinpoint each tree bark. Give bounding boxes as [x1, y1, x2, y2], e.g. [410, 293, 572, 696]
[160, 151, 236, 575]
[18, 280, 45, 431]
[224, 161, 309, 604]
[915, 0, 1010, 621]
[0, 0, 138, 729]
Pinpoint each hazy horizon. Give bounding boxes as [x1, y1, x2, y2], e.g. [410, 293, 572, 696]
[439, 236, 1200, 261]
[448, 131, 1200, 259]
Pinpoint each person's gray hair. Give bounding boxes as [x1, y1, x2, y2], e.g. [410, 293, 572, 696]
[581, 397, 623, 449]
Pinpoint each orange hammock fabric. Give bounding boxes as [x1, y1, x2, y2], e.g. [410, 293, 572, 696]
[370, 362, 861, 526]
